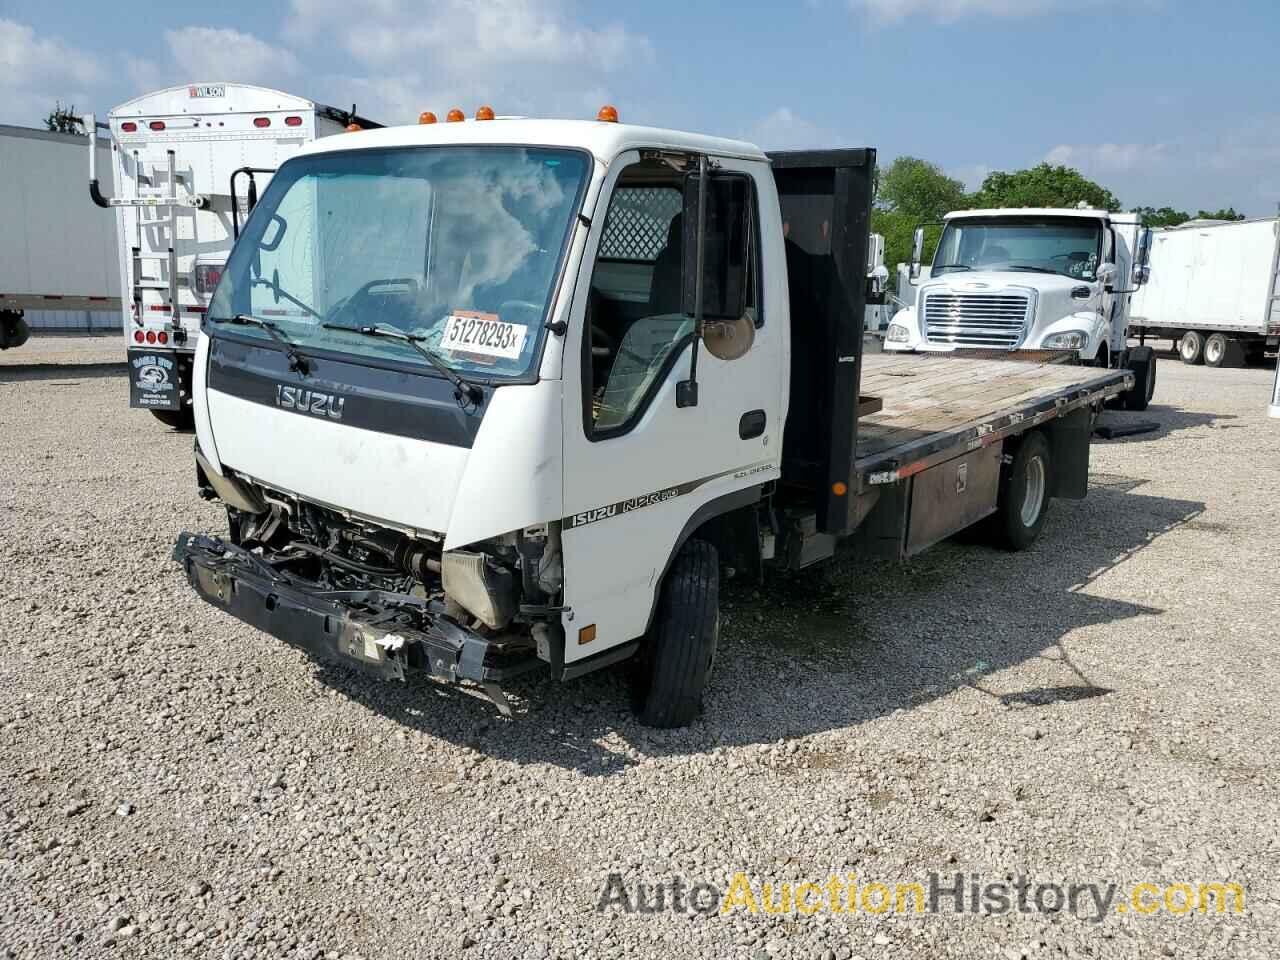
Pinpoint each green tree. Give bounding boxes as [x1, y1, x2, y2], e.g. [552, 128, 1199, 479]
[1131, 206, 1189, 228]
[1193, 207, 1246, 222]
[44, 101, 85, 135]
[970, 163, 1120, 211]
[877, 156, 965, 220]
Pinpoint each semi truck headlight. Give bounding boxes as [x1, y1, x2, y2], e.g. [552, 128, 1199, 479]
[1042, 330, 1088, 351]
[886, 323, 911, 343]
[442, 550, 518, 629]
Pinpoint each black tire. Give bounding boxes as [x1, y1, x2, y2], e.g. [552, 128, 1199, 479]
[1179, 331, 1205, 365]
[991, 431, 1051, 551]
[1203, 333, 1227, 368]
[631, 540, 719, 729]
[1123, 349, 1156, 411]
[151, 407, 195, 430]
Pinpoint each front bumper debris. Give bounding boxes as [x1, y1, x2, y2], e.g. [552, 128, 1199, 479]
[172, 532, 541, 715]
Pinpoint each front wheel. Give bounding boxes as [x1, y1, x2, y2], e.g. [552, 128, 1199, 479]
[631, 540, 720, 729]
[990, 431, 1052, 551]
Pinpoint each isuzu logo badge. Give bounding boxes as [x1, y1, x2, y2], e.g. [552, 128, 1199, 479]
[275, 385, 345, 420]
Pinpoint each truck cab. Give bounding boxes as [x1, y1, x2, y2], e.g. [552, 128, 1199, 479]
[885, 208, 1152, 372]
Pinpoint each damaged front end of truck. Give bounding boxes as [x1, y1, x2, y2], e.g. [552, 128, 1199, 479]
[174, 457, 567, 715]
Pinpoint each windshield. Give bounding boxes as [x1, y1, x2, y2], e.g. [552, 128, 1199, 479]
[932, 217, 1104, 280]
[208, 145, 589, 379]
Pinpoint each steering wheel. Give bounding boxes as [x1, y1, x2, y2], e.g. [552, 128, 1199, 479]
[329, 277, 419, 325]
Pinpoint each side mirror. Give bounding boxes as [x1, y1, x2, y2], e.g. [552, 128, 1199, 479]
[1133, 227, 1153, 286]
[681, 173, 750, 322]
[909, 227, 925, 280]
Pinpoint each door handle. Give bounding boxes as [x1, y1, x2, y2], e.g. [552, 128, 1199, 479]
[739, 410, 766, 439]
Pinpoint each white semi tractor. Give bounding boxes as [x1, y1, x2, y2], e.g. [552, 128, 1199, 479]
[173, 113, 1136, 726]
[0, 124, 121, 349]
[884, 207, 1157, 410]
[85, 83, 376, 426]
[1129, 217, 1280, 366]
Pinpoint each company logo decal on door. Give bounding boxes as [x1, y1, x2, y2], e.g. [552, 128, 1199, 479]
[565, 461, 774, 530]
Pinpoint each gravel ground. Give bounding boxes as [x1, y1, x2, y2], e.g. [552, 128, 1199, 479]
[2, 338, 1278, 959]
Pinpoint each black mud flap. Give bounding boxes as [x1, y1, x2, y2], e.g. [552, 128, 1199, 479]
[172, 533, 541, 715]
[129, 348, 188, 411]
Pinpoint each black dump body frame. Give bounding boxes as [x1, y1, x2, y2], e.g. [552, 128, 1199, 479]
[768, 149, 875, 536]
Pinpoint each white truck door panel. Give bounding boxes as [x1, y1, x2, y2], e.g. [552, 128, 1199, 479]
[559, 154, 783, 661]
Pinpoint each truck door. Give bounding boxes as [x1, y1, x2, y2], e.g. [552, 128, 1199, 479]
[558, 151, 785, 663]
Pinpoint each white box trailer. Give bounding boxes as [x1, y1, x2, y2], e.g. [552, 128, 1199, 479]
[1129, 217, 1280, 366]
[85, 83, 376, 425]
[0, 124, 121, 348]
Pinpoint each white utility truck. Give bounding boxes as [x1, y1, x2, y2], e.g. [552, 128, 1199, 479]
[883, 207, 1157, 410]
[85, 83, 376, 426]
[1129, 217, 1280, 366]
[172, 114, 1135, 726]
[0, 124, 121, 349]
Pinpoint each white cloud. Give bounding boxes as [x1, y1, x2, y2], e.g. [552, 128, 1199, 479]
[0, 18, 103, 123]
[948, 162, 992, 191]
[850, 0, 1068, 23]
[164, 27, 300, 84]
[745, 107, 844, 151]
[1044, 142, 1169, 174]
[285, 0, 649, 122]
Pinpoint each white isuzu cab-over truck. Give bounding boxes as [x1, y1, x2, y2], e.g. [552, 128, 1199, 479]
[884, 207, 1157, 411]
[174, 114, 1134, 726]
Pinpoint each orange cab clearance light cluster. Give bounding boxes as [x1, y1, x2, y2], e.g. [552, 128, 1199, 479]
[596, 104, 619, 123]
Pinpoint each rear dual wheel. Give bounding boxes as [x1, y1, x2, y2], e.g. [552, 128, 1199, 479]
[990, 431, 1051, 551]
[1179, 331, 1205, 365]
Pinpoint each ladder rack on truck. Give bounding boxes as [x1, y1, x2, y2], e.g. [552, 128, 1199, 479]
[85, 83, 378, 425]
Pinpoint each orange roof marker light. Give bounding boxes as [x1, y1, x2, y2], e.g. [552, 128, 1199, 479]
[475, 105, 495, 121]
[446, 108, 465, 123]
[418, 111, 438, 124]
[345, 122, 362, 132]
[596, 104, 619, 123]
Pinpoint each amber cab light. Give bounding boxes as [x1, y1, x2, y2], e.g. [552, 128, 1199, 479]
[596, 105, 619, 123]
[475, 105, 495, 121]
[446, 108, 465, 122]
[418, 111, 438, 124]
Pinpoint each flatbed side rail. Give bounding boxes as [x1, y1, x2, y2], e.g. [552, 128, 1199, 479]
[857, 369, 1132, 488]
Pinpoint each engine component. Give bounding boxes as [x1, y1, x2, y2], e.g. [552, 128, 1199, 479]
[441, 551, 518, 629]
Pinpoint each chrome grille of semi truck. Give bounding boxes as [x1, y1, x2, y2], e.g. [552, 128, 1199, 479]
[922, 292, 1031, 348]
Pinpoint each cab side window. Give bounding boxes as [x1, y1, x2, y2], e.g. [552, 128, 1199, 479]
[584, 162, 760, 439]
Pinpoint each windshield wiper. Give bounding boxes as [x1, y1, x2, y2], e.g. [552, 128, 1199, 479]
[211, 314, 310, 374]
[1005, 266, 1059, 275]
[321, 323, 483, 404]
[932, 264, 972, 273]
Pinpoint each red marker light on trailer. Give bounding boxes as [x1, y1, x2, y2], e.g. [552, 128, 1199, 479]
[145, 331, 156, 344]
[121, 121, 137, 133]
[133, 330, 144, 343]
[149, 120, 166, 131]
[253, 117, 271, 128]
[284, 115, 303, 127]
[157, 331, 169, 344]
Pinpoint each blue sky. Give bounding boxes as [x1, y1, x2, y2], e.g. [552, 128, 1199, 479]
[3, 0, 1278, 215]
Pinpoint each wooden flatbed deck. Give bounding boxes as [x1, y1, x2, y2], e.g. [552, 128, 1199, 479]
[853, 352, 1132, 480]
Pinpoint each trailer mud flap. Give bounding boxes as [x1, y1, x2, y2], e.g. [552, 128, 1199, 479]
[129, 348, 184, 410]
[172, 533, 540, 714]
